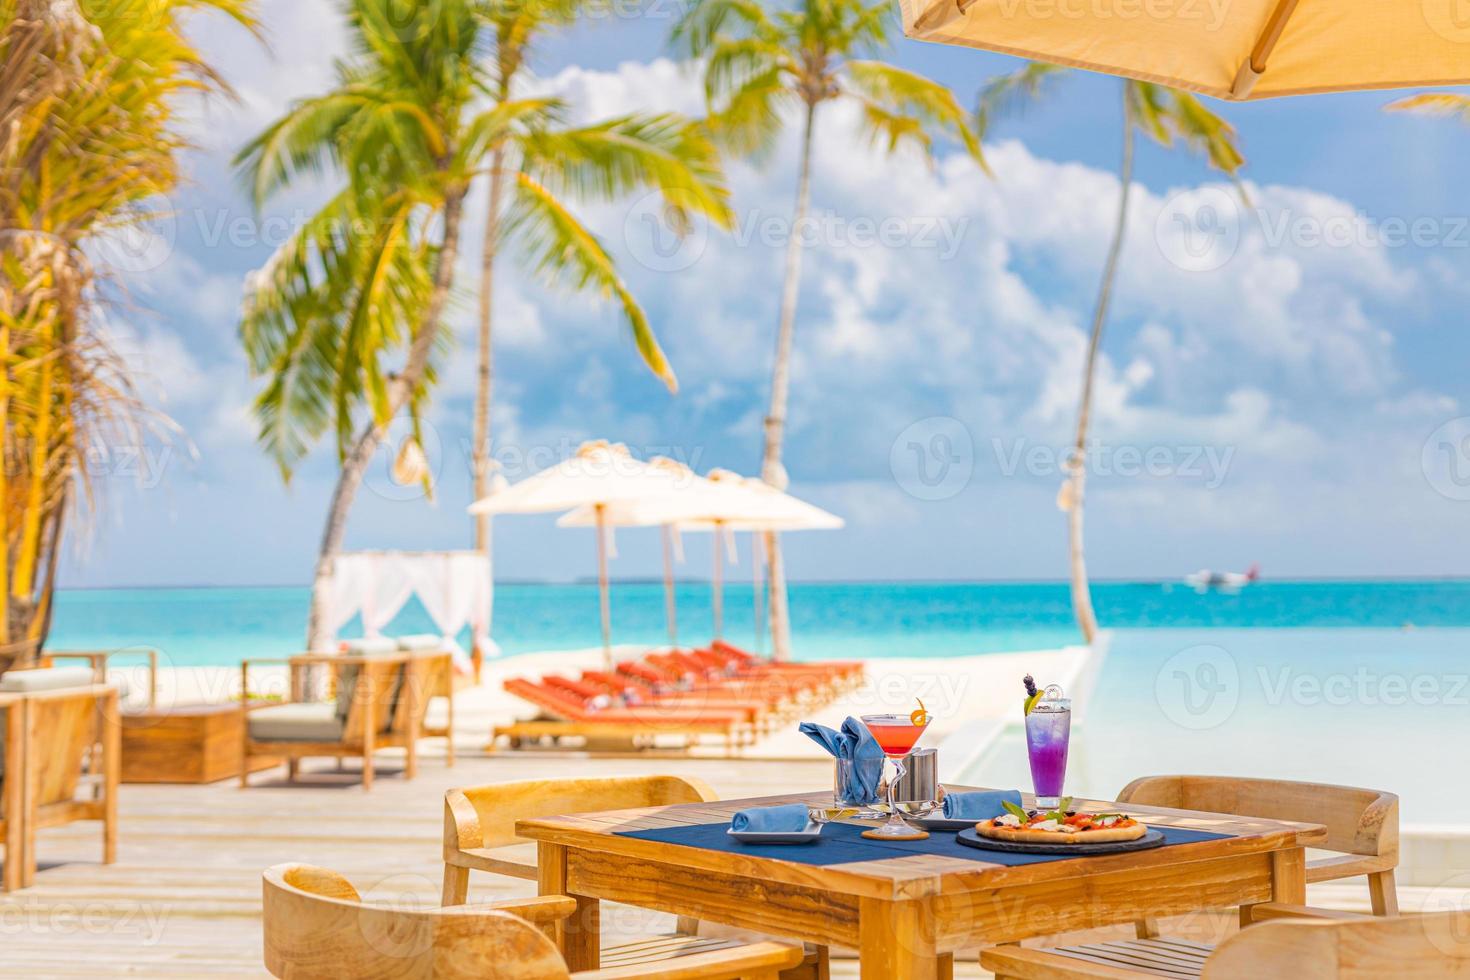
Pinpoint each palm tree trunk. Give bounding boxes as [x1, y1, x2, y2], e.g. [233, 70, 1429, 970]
[761, 99, 816, 485]
[305, 186, 467, 654]
[473, 147, 505, 552]
[760, 101, 816, 662]
[1065, 92, 1135, 645]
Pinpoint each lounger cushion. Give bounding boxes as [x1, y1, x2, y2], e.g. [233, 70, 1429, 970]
[340, 637, 400, 655]
[0, 666, 97, 692]
[396, 634, 442, 651]
[248, 702, 345, 742]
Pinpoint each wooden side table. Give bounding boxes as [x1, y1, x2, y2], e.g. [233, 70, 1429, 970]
[120, 703, 277, 784]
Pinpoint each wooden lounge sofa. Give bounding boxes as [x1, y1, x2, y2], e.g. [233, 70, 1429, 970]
[440, 776, 827, 978]
[0, 668, 120, 891]
[1117, 775, 1400, 928]
[264, 862, 805, 979]
[240, 651, 453, 790]
[982, 905, 1470, 978]
[492, 677, 755, 754]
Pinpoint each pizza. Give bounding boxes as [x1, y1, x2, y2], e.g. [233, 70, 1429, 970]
[975, 807, 1147, 844]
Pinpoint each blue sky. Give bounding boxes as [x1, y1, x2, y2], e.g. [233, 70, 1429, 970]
[66, 0, 1470, 588]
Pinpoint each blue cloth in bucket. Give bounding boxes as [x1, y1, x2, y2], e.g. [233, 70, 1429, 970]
[799, 717, 884, 804]
[942, 789, 1024, 820]
[730, 803, 811, 833]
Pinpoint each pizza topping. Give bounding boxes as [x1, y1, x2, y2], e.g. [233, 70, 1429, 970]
[1030, 819, 1061, 832]
[993, 813, 1021, 827]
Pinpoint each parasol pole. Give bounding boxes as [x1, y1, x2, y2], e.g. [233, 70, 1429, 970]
[752, 532, 765, 653]
[712, 519, 724, 639]
[595, 502, 612, 669]
[661, 524, 678, 647]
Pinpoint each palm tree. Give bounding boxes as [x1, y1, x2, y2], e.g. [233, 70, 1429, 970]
[672, 0, 980, 658]
[239, 0, 731, 652]
[976, 66, 1244, 643]
[469, 0, 734, 562]
[0, 0, 255, 669]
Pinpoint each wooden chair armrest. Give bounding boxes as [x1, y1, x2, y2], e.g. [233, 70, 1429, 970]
[574, 942, 805, 980]
[981, 946, 1153, 979]
[289, 653, 409, 666]
[1247, 902, 1372, 922]
[437, 895, 576, 924]
[444, 789, 483, 855]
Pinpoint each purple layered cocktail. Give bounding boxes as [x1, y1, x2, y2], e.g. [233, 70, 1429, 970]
[1022, 675, 1070, 809]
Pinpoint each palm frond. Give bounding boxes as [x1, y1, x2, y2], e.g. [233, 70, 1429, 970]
[1385, 92, 1470, 122]
[846, 59, 983, 167]
[518, 114, 732, 230]
[507, 173, 677, 392]
[670, 0, 776, 58]
[974, 61, 1067, 139]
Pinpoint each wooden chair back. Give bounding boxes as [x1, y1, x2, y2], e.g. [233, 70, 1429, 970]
[26, 684, 118, 808]
[1118, 775, 1397, 860]
[410, 652, 452, 727]
[1203, 909, 1470, 978]
[445, 775, 716, 877]
[262, 863, 570, 980]
[287, 655, 418, 745]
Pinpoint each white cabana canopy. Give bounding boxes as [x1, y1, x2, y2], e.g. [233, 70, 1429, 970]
[321, 550, 492, 672]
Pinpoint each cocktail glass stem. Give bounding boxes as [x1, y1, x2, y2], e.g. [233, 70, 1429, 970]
[877, 755, 911, 834]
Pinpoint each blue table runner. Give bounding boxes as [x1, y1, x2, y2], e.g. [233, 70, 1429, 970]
[615, 820, 1231, 868]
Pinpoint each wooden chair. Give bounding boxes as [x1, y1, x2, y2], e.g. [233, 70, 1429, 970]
[1, 693, 23, 892]
[1117, 775, 1399, 928]
[413, 649, 456, 766]
[241, 652, 451, 791]
[41, 649, 159, 709]
[982, 905, 1470, 978]
[264, 862, 806, 980]
[441, 776, 828, 978]
[0, 682, 120, 890]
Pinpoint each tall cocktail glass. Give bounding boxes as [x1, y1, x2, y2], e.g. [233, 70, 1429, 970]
[859, 713, 930, 840]
[1025, 696, 1071, 809]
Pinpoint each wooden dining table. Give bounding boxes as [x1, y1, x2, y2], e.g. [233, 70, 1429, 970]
[517, 788, 1328, 980]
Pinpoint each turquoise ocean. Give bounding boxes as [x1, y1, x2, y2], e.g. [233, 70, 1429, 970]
[51, 579, 1470, 817]
[46, 578, 1470, 666]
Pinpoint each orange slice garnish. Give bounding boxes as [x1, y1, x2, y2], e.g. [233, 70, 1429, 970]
[910, 698, 930, 726]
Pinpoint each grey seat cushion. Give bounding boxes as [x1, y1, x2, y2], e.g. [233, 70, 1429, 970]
[247, 702, 345, 742]
[396, 634, 442, 651]
[0, 666, 97, 692]
[334, 658, 406, 734]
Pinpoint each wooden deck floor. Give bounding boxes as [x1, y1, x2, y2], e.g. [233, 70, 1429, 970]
[6, 749, 990, 977]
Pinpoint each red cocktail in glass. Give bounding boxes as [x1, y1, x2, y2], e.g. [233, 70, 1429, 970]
[860, 713, 931, 840]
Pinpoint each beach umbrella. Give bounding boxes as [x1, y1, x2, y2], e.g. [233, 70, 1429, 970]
[468, 441, 697, 666]
[560, 469, 842, 644]
[900, 0, 1470, 101]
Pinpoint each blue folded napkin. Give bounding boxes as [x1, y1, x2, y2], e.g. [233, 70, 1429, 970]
[730, 803, 812, 833]
[799, 717, 884, 805]
[942, 789, 1024, 820]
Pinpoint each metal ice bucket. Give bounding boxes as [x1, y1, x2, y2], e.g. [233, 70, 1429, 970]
[892, 748, 940, 812]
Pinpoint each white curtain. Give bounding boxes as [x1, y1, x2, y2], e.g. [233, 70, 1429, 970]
[323, 551, 496, 670]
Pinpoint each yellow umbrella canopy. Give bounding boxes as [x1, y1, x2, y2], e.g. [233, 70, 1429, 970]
[901, 0, 1470, 101]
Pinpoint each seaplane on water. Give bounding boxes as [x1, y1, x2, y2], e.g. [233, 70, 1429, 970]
[1184, 563, 1260, 593]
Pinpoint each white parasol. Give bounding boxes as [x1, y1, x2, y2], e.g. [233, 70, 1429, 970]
[559, 468, 842, 644]
[468, 441, 698, 666]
